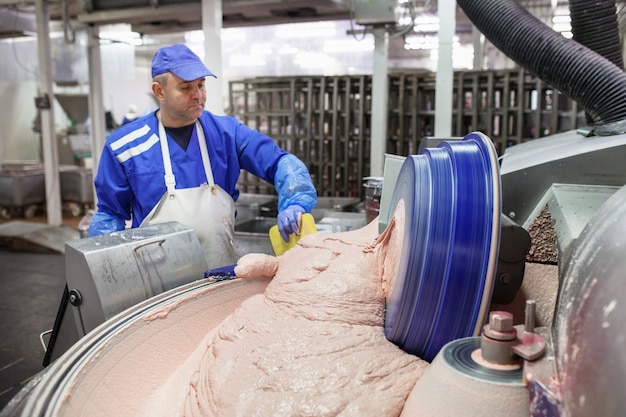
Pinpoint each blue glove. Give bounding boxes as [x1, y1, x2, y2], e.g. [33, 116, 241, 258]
[88, 211, 126, 237]
[277, 205, 306, 242]
[274, 154, 317, 213]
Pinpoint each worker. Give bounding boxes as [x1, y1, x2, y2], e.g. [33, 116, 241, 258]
[121, 103, 138, 125]
[89, 43, 317, 269]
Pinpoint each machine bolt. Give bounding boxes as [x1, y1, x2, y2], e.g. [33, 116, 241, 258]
[68, 289, 82, 307]
[490, 311, 514, 332]
[480, 307, 546, 365]
[480, 311, 518, 365]
[498, 273, 511, 285]
[483, 311, 516, 341]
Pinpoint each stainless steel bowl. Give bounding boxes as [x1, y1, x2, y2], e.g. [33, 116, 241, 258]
[18, 277, 270, 417]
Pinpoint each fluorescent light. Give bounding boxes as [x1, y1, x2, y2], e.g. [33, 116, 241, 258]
[552, 22, 571, 33]
[99, 30, 142, 46]
[552, 15, 571, 23]
[405, 35, 459, 50]
[274, 22, 337, 39]
[405, 38, 439, 50]
[414, 15, 440, 33]
[415, 15, 439, 24]
[414, 23, 440, 32]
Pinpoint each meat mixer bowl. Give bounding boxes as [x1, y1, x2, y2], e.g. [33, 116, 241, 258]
[19, 277, 271, 417]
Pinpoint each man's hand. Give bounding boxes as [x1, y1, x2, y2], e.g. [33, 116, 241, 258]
[277, 205, 305, 242]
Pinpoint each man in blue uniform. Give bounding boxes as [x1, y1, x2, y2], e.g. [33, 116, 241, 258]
[89, 44, 317, 269]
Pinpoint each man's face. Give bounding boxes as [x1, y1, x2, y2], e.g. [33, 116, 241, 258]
[156, 73, 206, 127]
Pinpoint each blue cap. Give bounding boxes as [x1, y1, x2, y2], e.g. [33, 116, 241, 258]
[151, 44, 216, 81]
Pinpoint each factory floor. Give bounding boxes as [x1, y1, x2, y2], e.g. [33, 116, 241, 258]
[0, 214, 80, 411]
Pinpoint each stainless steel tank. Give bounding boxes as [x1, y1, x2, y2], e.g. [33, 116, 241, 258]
[552, 184, 626, 417]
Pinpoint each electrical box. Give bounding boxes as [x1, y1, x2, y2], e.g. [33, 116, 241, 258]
[354, 0, 398, 25]
[34, 94, 50, 109]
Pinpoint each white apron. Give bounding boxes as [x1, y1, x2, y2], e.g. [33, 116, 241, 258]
[140, 113, 237, 269]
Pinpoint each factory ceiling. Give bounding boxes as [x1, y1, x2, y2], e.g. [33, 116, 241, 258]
[0, 1, 354, 36]
[0, 0, 615, 61]
[79, 0, 354, 30]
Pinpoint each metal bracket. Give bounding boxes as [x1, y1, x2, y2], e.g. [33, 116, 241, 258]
[481, 300, 546, 366]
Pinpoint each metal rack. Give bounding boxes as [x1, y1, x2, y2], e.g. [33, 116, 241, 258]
[230, 76, 371, 199]
[229, 68, 585, 198]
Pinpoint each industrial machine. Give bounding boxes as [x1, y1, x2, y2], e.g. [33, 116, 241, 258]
[38, 222, 208, 367]
[1, 122, 625, 416]
[0, 93, 94, 219]
[0, 128, 573, 415]
[54, 93, 92, 167]
[54, 93, 95, 216]
[3, 0, 626, 414]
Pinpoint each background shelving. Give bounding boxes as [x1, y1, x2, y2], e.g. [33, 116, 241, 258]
[229, 68, 585, 198]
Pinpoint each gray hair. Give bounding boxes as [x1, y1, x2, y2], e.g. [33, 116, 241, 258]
[153, 73, 169, 86]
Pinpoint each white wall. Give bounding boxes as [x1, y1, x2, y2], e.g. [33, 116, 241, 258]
[0, 81, 41, 162]
[0, 37, 55, 163]
[102, 53, 156, 126]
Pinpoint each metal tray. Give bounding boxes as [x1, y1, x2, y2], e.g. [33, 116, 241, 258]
[59, 166, 93, 204]
[0, 167, 45, 207]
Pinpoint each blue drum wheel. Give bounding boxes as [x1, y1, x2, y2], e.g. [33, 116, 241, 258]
[384, 132, 501, 362]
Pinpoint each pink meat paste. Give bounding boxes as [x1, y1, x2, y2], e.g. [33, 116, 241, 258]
[139, 205, 428, 417]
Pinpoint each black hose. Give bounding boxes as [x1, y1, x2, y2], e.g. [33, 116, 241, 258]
[457, 0, 626, 135]
[570, 0, 623, 70]
[570, 0, 623, 125]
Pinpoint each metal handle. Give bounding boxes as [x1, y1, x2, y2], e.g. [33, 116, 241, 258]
[40, 329, 52, 352]
[133, 239, 166, 252]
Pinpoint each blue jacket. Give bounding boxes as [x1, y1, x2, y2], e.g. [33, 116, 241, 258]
[89, 110, 317, 236]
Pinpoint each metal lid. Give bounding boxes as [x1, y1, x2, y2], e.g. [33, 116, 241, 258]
[553, 184, 626, 416]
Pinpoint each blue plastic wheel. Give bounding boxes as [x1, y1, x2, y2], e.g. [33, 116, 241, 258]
[384, 132, 501, 362]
